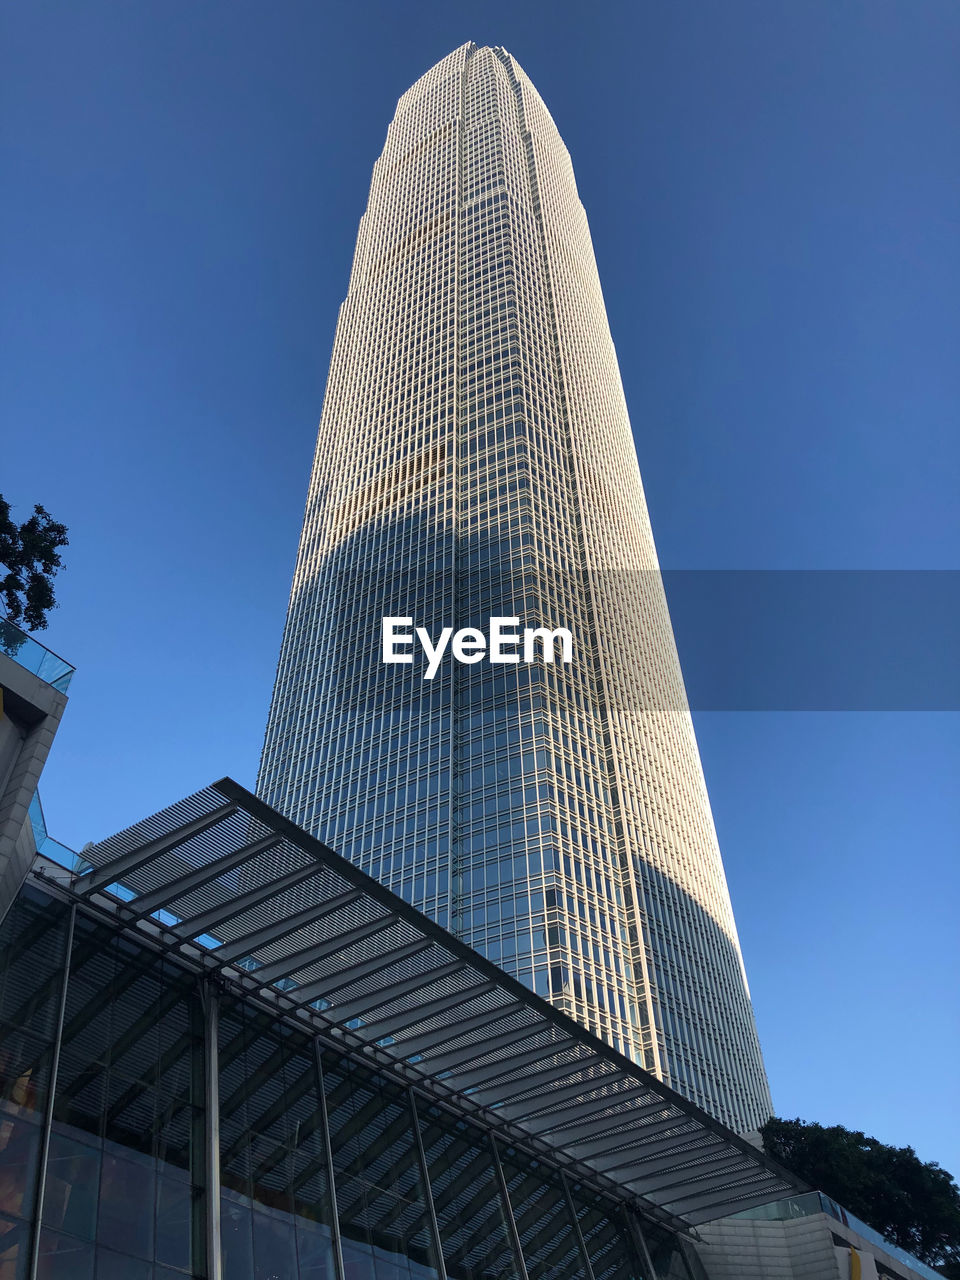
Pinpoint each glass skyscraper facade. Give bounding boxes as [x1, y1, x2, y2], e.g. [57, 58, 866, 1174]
[258, 44, 771, 1133]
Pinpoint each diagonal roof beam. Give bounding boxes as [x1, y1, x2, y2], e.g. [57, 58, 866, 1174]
[404, 1020, 543, 1075]
[661, 1168, 778, 1216]
[538, 1107, 683, 1153]
[211, 887, 364, 965]
[129, 833, 285, 919]
[562, 1118, 703, 1161]
[629, 1153, 754, 1197]
[76, 800, 238, 894]
[680, 1180, 791, 1225]
[248, 912, 397, 985]
[170, 854, 320, 937]
[327, 960, 468, 1025]
[501, 1077, 657, 1125]
[289, 939, 436, 1007]
[442, 1040, 579, 1091]
[465, 1054, 609, 1105]
[356, 980, 498, 1042]
[389, 999, 524, 1059]
[606, 1135, 732, 1178]
[519, 1086, 665, 1136]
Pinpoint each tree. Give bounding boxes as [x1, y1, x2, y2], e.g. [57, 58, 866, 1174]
[0, 495, 68, 632]
[761, 1117, 960, 1275]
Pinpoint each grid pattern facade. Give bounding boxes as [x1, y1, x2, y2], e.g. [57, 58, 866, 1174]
[0, 880, 698, 1280]
[258, 44, 771, 1132]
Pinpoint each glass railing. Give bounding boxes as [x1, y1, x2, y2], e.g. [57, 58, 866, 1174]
[0, 617, 75, 692]
[28, 792, 229, 948]
[28, 792, 85, 874]
[838, 1206, 944, 1280]
[731, 1191, 942, 1279]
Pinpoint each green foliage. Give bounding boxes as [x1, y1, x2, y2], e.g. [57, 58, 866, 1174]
[762, 1117, 960, 1274]
[0, 494, 69, 632]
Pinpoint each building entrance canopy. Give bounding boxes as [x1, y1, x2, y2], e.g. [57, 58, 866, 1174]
[61, 778, 801, 1229]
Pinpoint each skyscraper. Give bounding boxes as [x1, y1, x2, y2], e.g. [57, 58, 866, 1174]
[259, 43, 772, 1133]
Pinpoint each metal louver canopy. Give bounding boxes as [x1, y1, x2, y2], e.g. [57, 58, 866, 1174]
[69, 777, 803, 1228]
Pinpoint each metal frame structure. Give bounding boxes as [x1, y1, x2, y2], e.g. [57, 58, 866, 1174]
[45, 778, 801, 1235]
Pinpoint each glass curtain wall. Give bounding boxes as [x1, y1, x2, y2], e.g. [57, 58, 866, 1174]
[0, 886, 696, 1280]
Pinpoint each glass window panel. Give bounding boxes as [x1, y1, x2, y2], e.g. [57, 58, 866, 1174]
[103, 1079, 156, 1155]
[566, 1185, 647, 1280]
[96, 1248, 153, 1280]
[42, 1131, 101, 1242]
[52, 1052, 106, 1140]
[0, 1208, 29, 1280]
[0, 1029, 53, 1129]
[0, 889, 69, 1056]
[155, 1103, 198, 1175]
[497, 1147, 581, 1280]
[413, 1101, 519, 1280]
[296, 1219, 335, 1280]
[642, 1224, 692, 1280]
[156, 1175, 192, 1271]
[221, 1190, 254, 1280]
[218, 1000, 334, 1244]
[252, 1208, 298, 1280]
[97, 1151, 155, 1259]
[0, 1111, 40, 1224]
[321, 1058, 439, 1279]
[35, 1228, 95, 1280]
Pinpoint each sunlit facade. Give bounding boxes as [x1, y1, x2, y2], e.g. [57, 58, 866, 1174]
[258, 43, 771, 1132]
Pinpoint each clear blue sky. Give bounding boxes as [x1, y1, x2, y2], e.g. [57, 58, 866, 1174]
[2, 1, 958, 1175]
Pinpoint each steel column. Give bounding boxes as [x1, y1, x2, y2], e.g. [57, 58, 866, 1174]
[203, 980, 223, 1280]
[489, 1135, 531, 1280]
[314, 1038, 346, 1280]
[560, 1172, 597, 1280]
[625, 1208, 661, 1280]
[408, 1090, 448, 1280]
[27, 902, 76, 1280]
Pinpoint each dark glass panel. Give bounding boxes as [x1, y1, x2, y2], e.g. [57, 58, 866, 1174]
[341, 1235, 439, 1280]
[642, 1223, 693, 1280]
[252, 1207, 298, 1280]
[0, 1209, 28, 1280]
[320, 1055, 439, 1279]
[0, 1030, 53, 1130]
[35, 1227, 95, 1280]
[497, 1146, 581, 1280]
[566, 1185, 647, 1280]
[103, 1077, 156, 1155]
[0, 888, 70, 1121]
[217, 999, 334, 1236]
[156, 1174, 192, 1271]
[52, 1050, 106, 1139]
[221, 1190, 254, 1280]
[155, 1102, 198, 1175]
[0, 1111, 40, 1224]
[296, 1218, 335, 1280]
[41, 1131, 100, 1241]
[97, 1150, 155, 1259]
[0, 889, 68, 1032]
[413, 1100, 519, 1280]
[96, 1248, 153, 1280]
[56, 922, 203, 1177]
